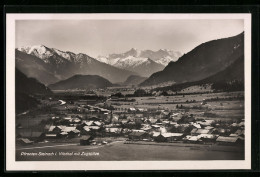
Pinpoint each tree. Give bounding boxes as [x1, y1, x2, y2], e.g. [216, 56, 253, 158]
[134, 89, 147, 97]
[134, 120, 142, 129]
[161, 91, 169, 96]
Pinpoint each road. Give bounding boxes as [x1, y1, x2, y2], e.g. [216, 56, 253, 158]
[58, 100, 66, 105]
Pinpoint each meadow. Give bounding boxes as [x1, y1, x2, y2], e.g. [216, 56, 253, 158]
[16, 141, 244, 161]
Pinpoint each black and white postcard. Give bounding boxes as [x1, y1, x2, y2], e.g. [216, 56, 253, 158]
[5, 13, 251, 170]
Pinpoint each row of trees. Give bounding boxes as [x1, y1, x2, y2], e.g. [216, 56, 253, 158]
[112, 89, 152, 98]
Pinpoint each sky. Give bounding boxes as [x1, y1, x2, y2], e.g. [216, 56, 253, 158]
[16, 19, 244, 58]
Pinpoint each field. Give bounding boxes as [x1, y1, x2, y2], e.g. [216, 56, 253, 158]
[16, 141, 244, 161]
[108, 91, 244, 121]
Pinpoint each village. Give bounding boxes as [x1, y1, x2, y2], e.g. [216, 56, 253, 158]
[16, 92, 245, 148]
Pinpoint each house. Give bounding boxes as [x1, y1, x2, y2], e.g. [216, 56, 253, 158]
[89, 126, 100, 130]
[135, 113, 143, 118]
[137, 108, 146, 112]
[83, 121, 94, 126]
[83, 126, 91, 132]
[105, 128, 122, 135]
[17, 130, 45, 142]
[197, 119, 214, 126]
[231, 123, 239, 127]
[122, 128, 131, 134]
[63, 126, 77, 133]
[199, 134, 218, 143]
[229, 133, 238, 137]
[149, 118, 158, 124]
[162, 121, 170, 125]
[183, 135, 201, 143]
[128, 132, 149, 141]
[196, 129, 211, 134]
[235, 129, 244, 136]
[80, 126, 91, 135]
[204, 126, 214, 130]
[111, 115, 119, 123]
[238, 122, 245, 127]
[162, 133, 184, 142]
[17, 138, 33, 145]
[94, 121, 102, 126]
[171, 113, 181, 122]
[60, 127, 80, 138]
[154, 134, 167, 142]
[171, 113, 180, 117]
[151, 125, 162, 132]
[169, 121, 178, 125]
[70, 118, 81, 124]
[120, 119, 128, 124]
[45, 133, 60, 139]
[44, 124, 51, 132]
[191, 129, 212, 135]
[159, 127, 167, 133]
[60, 132, 68, 136]
[141, 124, 152, 131]
[216, 136, 243, 145]
[191, 123, 201, 129]
[129, 108, 136, 112]
[212, 128, 230, 135]
[80, 135, 94, 145]
[51, 126, 63, 134]
[100, 108, 109, 114]
[172, 124, 191, 133]
[132, 129, 145, 132]
[64, 117, 72, 121]
[88, 116, 101, 121]
[190, 128, 198, 135]
[48, 125, 56, 132]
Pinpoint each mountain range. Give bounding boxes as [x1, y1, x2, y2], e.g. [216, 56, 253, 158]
[140, 32, 244, 86]
[97, 48, 182, 77]
[16, 32, 244, 91]
[16, 45, 136, 84]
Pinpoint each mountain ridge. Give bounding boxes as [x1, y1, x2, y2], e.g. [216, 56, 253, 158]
[48, 74, 114, 90]
[98, 48, 182, 66]
[140, 32, 244, 86]
[15, 68, 52, 113]
[16, 46, 137, 84]
[123, 75, 148, 86]
[153, 54, 244, 92]
[96, 48, 182, 77]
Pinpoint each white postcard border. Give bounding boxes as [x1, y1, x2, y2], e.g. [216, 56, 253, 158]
[6, 13, 251, 171]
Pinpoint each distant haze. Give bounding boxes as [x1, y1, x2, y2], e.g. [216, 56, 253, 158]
[16, 19, 244, 58]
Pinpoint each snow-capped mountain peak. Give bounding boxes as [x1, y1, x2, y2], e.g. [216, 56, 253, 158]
[18, 45, 49, 56]
[17, 45, 56, 63]
[16, 45, 138, 84]
[96, 48, 182, 67]
[18, 45, 79, 64]
[114, 56, 150, 68]
[52, 48, 76, 61]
